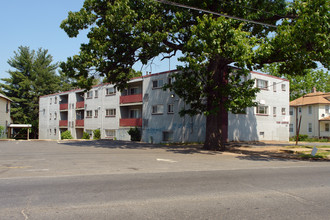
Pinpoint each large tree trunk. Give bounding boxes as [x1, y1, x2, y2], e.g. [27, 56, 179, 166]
[203, 60, 229, 151]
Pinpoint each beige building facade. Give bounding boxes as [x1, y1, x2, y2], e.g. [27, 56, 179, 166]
[0, 94, 12, 138]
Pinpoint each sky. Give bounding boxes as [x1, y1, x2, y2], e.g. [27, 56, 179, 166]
[0, 0, 180, 83]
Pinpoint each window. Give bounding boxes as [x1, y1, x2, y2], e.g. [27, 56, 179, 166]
[299, 107, 302, 113]
[163, 131, 173, 141]
[130, 87, 139, 95]
[168, 104, 174, 114]
[106, 108, 116, 117]
[50, 98, 52, 104]
[50, 113, 52, 120]
[6, 101, 9, 113]
[308, 123, 312, 133]
[95, 90, 98, 98]
[129, 109, 140, 118]
[256, 79, 268, 90]
[54, 128, 56, 135]
[152, 79, 164, 89]
[273, 107, 276, 117]
[106, 87, 116, 95]
[290, 107, 294, 115]
[281, 84, 286, 91]
[308, 106, 312, 114]
[289, 124, 294, 133]
[55, 97, 57, 104]
[325, 123, 330, 132]
[325, 105, 329, 114]
[281, 108, 286, 115]
[105, 129, 116, 139]
[168, 77, 173, 85]
[152, 105, 164, 114]
[86, 110, 93, 118]
[273, 82, 276, 92]
[86, 91, 93, 99]
[94, 110, 98, 118]
[49, 129, 52, 135]
[54, 112, 57, 120]
[256, 106, 268, 115]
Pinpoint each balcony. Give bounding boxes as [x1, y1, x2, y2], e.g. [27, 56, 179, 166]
[76, 101, 85, 109]
[75, 119, 84, 127]
[120, 94, 142, 104]
[59, 120, 68, 127]
[60, 103, 68, 111]
[120, 118, 142, 127]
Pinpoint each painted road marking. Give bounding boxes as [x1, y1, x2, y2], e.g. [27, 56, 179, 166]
[157, 158, 178, 163]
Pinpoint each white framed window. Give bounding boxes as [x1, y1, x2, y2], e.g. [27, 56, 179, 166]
[281, 84, 286, 91]
[54, 128, 57, 135]
[152, 105, 164, 114]
[308, 106, 312, 114]
[130, 87, 139, 95]
[55, 97, 57, 104]
[325, 105, 329, 114]
[168, 77, 174, 85]
[86, 110, 93, 118]
[273, 107, 276, 117]
[50, 113, 52, 120]
[106, 108, 116, 117]
[256, 79, 268, 90]
[95, 90, 98, 98]
[325, 123, 330, 132]
[129, 109, 140, 118]
[289, 107, 294, 115]
[86, 91, 93, 99]
[168, 104, 174, 114]
[289, 124, 294, 133]
[299, 107, 302, 113]
[105, 129, 116, 139]
[50, 98, 52, 105]
[281, 108, 286, 115]
[308, 123, 312, 133]
[256, 106, 268, 115]
[162, 131, 173, 141]
[152, 79, 164, 89]
[49, 129, 52, 135]
[106, 87, 116, 95]
[54, 112, 57, 120]
[273, 82, 276, 92]
[94, 109, 98, 118]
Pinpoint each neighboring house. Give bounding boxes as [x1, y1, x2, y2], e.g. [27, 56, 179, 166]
[290, 90, 330, 138]
[0, 93, 12, 138]
[39, 69, 290, 142]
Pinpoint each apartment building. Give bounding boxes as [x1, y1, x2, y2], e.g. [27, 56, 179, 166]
[39, 70, 290, 142]
[0, 93, 12, 138]
[289, 90, 330, 138]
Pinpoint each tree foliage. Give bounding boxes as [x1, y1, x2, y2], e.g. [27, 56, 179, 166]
[61, 0, 329, 150]
[0, 46, 73, 138]
[263, 64, 330, 101]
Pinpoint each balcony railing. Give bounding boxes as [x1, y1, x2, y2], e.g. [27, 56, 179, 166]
[119, 118, 142, 127]
[120, 94, 142, 104]
[76, 101, 85, 109]
[60, 103, 68, 110]
[59, 120, 68, 127]
[75, 119, 84, 127]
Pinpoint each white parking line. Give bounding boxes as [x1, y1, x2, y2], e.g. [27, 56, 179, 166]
[157, 158, 177, 163]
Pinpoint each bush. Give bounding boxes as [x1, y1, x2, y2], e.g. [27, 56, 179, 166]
[82, 132, 90, 140]
[0, 126, 4, 138]
[93, 129, 101, 140]
[61, 130, 73, 140]
[128, 127, 141, 141]
[292, 134, 309, 141]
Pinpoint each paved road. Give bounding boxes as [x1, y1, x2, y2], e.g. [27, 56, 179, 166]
[1, 140, 330, 219]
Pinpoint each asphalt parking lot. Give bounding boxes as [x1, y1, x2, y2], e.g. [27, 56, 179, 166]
[0, 139, 328, 179]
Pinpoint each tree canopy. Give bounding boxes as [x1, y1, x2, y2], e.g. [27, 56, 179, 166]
[61, 0, 329, 150]
[0, 46, 73, 138]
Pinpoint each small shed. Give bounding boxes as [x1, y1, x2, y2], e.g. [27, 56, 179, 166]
[8, 124, 32, 140]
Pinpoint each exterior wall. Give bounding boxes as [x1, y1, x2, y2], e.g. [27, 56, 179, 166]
[39, 70, 290, 143]
[290, 104, 330, 138]
[0, 97, 12, 138]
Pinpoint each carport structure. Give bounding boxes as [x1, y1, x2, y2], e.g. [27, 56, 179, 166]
[8, 124, 32, 140]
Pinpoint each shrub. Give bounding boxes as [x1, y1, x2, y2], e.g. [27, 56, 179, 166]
[128, 127, 141, 141]
[93, 129, 101, 140]
[61, 130, 73, 140]
[82, 132, 90, 140]
[292, 134, 309, 141]
[0, 126, 4, 138]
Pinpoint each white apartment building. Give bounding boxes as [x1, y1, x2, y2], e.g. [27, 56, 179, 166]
[289, 91, 330, 138]
[0, 93, 12, 138]
[39, 70, 290, 143]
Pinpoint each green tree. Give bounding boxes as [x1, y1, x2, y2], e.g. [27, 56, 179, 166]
[263, 64, 330, 100]
[60, 0, 329, 150]
[0, 46, 72, 138]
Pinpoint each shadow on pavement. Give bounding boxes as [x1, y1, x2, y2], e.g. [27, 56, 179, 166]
[57, 140, 221, 155]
